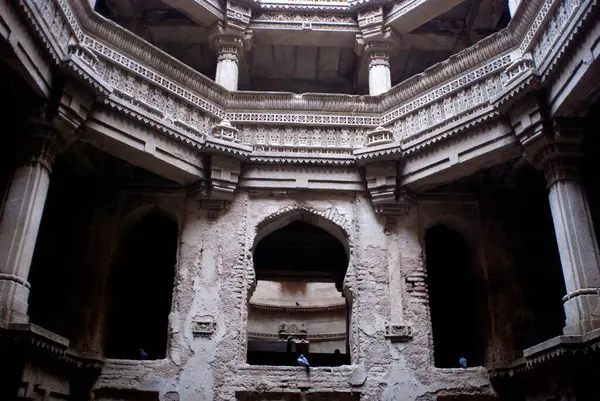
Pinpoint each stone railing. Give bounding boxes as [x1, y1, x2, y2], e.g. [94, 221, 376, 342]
[17, 0, 597, 162]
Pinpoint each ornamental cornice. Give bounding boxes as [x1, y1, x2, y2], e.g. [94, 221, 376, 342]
[249, 302, 346, 312]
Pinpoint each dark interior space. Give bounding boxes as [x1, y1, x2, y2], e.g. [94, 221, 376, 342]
[104, 212, 177, 360]
[425, 225, 484, 368]
[27, 157, 97, 338]
[501, 166, 566, 350]
[582, 99, 600, 247]
[250, 220, 350, 367]
[253, 221, 348, 288]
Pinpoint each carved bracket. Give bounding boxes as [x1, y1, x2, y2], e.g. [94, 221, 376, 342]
[384, 323, 413, 342]
[192, 316, 217, 337]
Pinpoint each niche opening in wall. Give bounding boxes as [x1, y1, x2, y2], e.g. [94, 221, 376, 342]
[248, 220, 350, 367]
[425, 225, 485, 368]
[104, 211, 178, 360]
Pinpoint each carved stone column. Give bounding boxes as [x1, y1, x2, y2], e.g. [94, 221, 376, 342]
[209, 1, 252, 92]
[367, 43, 392, 96]
[214, 36, 242, 91]
[356, 6, 395, 96]
[0, 128, 56, 323]
[535, 122, 600, 335]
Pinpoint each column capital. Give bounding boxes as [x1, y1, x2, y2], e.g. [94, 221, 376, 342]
[527, 118, 585, 188]
[17, 126, 58, 174]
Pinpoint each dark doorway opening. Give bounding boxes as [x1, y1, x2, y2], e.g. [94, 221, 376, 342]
[249, 220, 350, 367]
[425, 225, 484, 368]
[104, 212, 177, 360]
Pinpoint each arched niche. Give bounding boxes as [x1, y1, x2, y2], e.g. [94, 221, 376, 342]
[104, 210, 178, 360]
[247, 208, 352, 367]
[425, 224, 485, 368]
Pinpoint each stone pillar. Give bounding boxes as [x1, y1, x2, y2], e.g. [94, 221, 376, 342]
[0, 129, 56, 323]
[368, 50, 392, 96]
[508, 0, 521, 17]
[214, 37, 240, 91]
[537, 123, 600, 335]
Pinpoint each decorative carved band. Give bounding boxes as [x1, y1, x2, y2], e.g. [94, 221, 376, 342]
[249, 302, 347, 312]
[562, 287, 600, 302]
[0, 273, 31, 289]
[247, 331, 347, 342]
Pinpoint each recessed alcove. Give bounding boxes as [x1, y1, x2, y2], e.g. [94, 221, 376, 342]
[104, 212, 178, 360]
[425, 225, 485, 368]
[248, 220, 350, 366]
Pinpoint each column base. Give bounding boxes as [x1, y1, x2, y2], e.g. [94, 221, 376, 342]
[563, 293, 600, 335]
[0, 277, 30, 323]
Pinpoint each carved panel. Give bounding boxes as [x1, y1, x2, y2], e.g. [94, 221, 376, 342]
[384, 323, 413, 342]
[192, 316, 217, 337]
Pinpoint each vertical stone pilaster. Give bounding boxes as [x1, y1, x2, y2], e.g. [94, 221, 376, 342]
[534, 121, 600, 335]
[214, 37, 241, 91]
[368, 47, 391, 96]
[356, 6, 396, 96]
[0, 129, 56, 323]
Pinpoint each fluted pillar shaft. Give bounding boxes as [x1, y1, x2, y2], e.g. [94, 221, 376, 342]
[540, 140, 600, 335]
[214, 38, 240, 91]
[0, 129, 56, 323]
[368, 50, 391, 96]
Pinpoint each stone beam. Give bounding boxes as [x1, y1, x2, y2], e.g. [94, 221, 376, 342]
[400, 122, 518, 191]
[0, 0, 53, 98]
[547, 18, 600, 118]
[239, 165, 365, 193]
[385, 0, 468, 34]
[160, 0, 224, 27]
[83, 109, 206, 185]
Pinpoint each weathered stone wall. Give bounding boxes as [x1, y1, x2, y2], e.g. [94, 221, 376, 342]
[92, 191, 500, 400]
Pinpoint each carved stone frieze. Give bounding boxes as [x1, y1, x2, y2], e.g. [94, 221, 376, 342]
[250, 12, 358, 32]
[384, 323, 413, 342]
[279, 323, 308, 339]
[192, 316, 217, 337]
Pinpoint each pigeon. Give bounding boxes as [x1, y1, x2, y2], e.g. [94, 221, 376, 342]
[295, 301, 300, 306]
[459, 354, 467, 369]
[140, 348, 149, 360]
[297, 354, 310, 373]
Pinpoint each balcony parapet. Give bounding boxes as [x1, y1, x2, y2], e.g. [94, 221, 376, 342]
[16, 0, 599, 165]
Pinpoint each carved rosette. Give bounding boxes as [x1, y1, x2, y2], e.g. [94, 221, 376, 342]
[212, 119, 240, 142]
[384, 323, 413, 342]
[366, 126, 393, 146]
